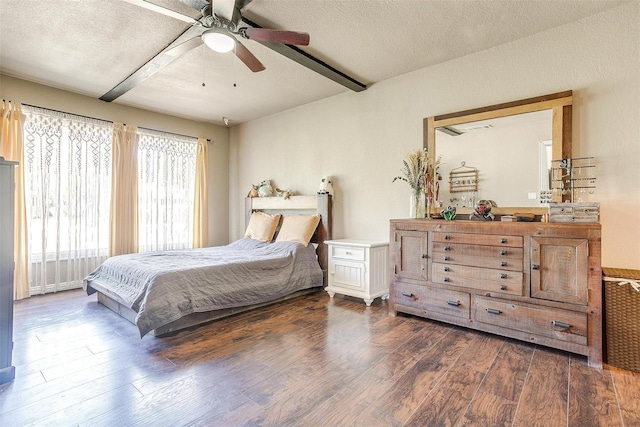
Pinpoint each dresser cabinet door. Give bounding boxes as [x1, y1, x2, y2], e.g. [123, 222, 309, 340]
[393, 230, 428, 282]
[531, 237, 588, 305]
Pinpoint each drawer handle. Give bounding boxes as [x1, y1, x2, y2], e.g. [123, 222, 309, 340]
[500, 285, 507, 291]
[500, 273, 507, 279]
[500, 261, 507, 267]
[421, 254, 428, 259]
[532, 264, 540, 270]
[447, 300, 460, 307]
[443, 277, 450, 283]
[444, 246, 451, 251]
[500, 250, 507, 256]
[401, 291, 413, 298]
[501, 238, 507, 244]
[552, 320, 571, 329]
[345, 251, 352, 255]
[444, 256, 450, 261]
[444, 234, 451, 240]
[486, 308, 502, 315]
[444, 267, 450, 272]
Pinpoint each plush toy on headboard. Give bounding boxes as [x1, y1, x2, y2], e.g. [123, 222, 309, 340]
[317, 176, 334, 197]
[275, 187, 293, 199]
[258, 180, 274, 197]
[247, 184, 259, 198]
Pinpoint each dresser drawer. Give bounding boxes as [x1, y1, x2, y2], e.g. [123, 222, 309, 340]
[433, 232, 523, 248]
[432, 242, 523, 271]
[432, 263, 524, 296]
[395, 282, 470, 319]
[474, 296, 587, 345]
[330, 245, 365, 261]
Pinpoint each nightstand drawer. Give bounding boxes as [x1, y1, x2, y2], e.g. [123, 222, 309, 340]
[331, 245, 366, 261]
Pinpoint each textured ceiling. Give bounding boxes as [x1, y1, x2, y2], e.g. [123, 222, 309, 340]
[0, 0, 625, 125]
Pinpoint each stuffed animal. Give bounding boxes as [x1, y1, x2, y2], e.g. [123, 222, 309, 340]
[275, 187, 293, 199]
[257, 180, 274, 197]
[317, 176, 334, 197]
[247, 184, 259, 198]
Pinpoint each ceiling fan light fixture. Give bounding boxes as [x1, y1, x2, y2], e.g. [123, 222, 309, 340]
[202, 30, 235, 53]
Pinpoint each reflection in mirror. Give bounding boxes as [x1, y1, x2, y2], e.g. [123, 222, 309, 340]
[424, 91, 573, 215]
[436, 110, 552, 208]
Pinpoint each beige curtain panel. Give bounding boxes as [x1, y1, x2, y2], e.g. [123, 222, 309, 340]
[193, 138, 209, 248]
[109, 123, 139, 257]
[0, 100, 29, 300]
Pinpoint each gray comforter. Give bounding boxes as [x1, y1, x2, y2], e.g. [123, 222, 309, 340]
[84, 238, 323, 336]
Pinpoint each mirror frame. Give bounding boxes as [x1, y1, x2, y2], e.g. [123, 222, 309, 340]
[424, 90, 573, 216]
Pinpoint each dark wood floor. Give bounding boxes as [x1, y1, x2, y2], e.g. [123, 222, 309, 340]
[1, 289, 639, 427]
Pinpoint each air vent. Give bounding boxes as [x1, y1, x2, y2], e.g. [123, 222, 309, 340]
[458, 124, 493, 132]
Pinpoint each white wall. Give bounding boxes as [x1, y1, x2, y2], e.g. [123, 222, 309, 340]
[0, 75, 230, 247]
[230, 2, 640, 269]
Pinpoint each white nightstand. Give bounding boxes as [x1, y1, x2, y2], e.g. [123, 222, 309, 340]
[324, 239, 389, 306]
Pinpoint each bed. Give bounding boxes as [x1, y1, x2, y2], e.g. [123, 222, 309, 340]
[84, 194, 332, 337]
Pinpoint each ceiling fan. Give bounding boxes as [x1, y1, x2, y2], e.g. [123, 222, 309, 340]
[101, 0, 365, 102]
[160, 0, 310, 73]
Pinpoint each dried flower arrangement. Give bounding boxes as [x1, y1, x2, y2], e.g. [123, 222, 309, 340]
[392, 149, 428, 196]
[393, 149, 442, 218]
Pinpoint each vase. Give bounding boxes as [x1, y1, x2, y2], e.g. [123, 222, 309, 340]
[410, 192, 426, 219]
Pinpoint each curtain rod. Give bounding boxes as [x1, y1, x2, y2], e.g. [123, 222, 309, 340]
[21, 103, 113, 124]
[138, 126, 211, 143]
[20, 103, 211, 142]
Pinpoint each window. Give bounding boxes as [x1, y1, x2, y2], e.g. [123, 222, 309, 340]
[137, 129, 198, 252]
[21, 107, 202, 295]
[22, 106, 112, 294]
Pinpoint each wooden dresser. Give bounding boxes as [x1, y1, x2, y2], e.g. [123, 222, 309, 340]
[389, 219, 602, 367]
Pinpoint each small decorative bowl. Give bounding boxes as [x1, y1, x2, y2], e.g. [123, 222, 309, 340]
[440, 206, 457, 221]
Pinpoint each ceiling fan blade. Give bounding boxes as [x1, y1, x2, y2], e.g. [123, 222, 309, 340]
[233, 39, 265, 72]
[164, 36, 204, 56]
[242, 27, 310, 46]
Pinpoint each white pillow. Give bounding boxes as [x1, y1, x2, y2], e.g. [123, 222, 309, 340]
[244, 212, 281, 242]
[275, 215, 321, 246]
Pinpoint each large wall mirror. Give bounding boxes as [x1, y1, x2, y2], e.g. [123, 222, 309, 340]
[424, 91, 573, 215]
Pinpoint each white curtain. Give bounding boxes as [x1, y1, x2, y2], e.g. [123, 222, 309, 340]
[138, 129, 198, 253]
[22, 106, 112, 294]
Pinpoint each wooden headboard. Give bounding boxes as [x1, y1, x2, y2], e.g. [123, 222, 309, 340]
[245, 194, 333, 273]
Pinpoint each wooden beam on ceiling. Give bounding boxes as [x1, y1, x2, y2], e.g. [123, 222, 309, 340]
[241, 16, 367, 93]
[99, 25, 206, 102]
